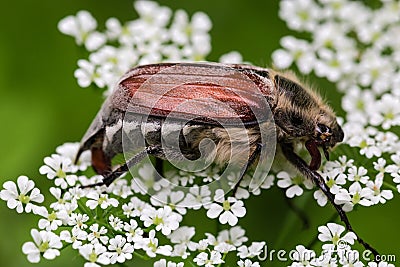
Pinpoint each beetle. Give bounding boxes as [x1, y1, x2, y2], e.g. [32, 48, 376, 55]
[76, 62, 343, 184]
[75, 62, 378, 255]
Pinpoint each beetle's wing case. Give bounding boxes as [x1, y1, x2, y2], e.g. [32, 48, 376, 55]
[77, 62, 277, 174]
[111, 63, 276, 125]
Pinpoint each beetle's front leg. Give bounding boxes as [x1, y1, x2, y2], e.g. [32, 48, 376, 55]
[82, 146, 162, 188]
[280, 143, 379, 257]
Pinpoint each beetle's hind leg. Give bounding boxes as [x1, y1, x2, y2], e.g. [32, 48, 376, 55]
[81, 146, 162, 188]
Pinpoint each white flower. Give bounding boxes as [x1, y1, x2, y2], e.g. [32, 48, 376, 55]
[181, 34, 211, 61]
[217, 226, 248, 247]
[182, 184, 212, 209]
[318, 223, 357, 250]
[79, 243, 110, 267]
[194, 250, 224, 267]
[108, 235, 134, 264]
[134, 0, 172, 28]
[86, 192, 119, 210]
[323, 167, 347, 194]
[314, 48, 356, 82]
[49, 187, 72, 211]
[56, 142, 91, 171]
[74, 59, 106, 88]
[347, 166, 369, 185]
[140, 206, 182, 235]
[335, 183, 374, 212]
[342, 86, 375, 125]
[171, 243, 190, 259]
[277, 171, 314, 198]
[39, 154, 78, 188]
[168, 226, 197, 251]
[123, 219, 143, 243]
[237, 242, 265, 259]
[366, 176, 393, 204]
[60, 227, 88, 249]
[279, 0, 321, 31]
[358, 52, 394, 94]
[109, 215, 123, 231]
[238, 259, 260, 267]
[272, 36, 315, 73]
[150, 190, 186, 215]
[214, 242, 236, 253]
[0, 176, 44, 214]
[170, 10, 212, 46]
[136, 230, 172, 258]
[68, 213, 89, 229]
[375, 131, 399, 154]
[109, 178, 133, 199]
[37, 207, 67, 231]
[58, 10, 105, 51]
[87, 223, 109, 245]
[122, 196, 151, 217]
[373, 158, 388, 180]
[226, 172, 251, 200]
[131, 163, 156, 194]
[206, 189, 246, 226]
[22, 229, 62, 263]
[370, 94, 400, 130]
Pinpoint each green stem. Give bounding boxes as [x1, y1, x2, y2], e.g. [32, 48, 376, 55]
[77, 199, 93, 217]
[383, 181, 398, 192]
[187, 260, 198, 267]
[217, 253, 228, 267]
[133, 251, 147, 260]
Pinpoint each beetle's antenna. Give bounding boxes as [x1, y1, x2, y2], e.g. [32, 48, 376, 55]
[281, 143, 379, 257]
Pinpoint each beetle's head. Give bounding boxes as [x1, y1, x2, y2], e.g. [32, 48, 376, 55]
[306, 113, 344, 170]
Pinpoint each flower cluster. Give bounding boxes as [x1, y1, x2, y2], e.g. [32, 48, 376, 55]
[58, 1, 214, 95]
[1, 0, 398, 266]
[273, 0, 399, 215]
[289, 223, 396, 267]
[0, 142, 269, 266]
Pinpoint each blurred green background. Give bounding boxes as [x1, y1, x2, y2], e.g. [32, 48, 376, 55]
[0, 1, 398, 266]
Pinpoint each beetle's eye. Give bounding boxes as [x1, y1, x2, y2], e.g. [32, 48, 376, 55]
[316, 124, 332, 142]
[317, 124, 331, 135]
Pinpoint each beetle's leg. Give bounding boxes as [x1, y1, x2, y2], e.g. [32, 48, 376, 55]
[231, 143, 262, 197]
[154, 158, 164, 181]
[82, 146, 161, 188]
[91, 146, 112, 175]
[280, 143, 379, 257]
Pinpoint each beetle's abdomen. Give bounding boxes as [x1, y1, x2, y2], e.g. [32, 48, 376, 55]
[96, 114, 265, 171]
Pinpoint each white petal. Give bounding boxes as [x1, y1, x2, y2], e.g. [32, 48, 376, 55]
[231, 202, 246, 217]
[206, 204, 223, 219]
